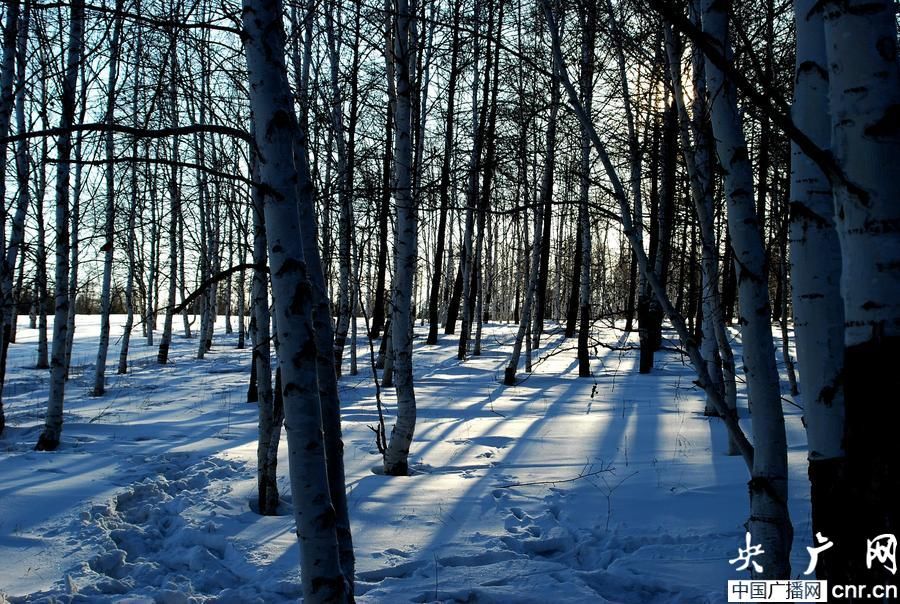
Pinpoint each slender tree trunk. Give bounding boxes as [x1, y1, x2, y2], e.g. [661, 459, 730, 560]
[605, 0, 644, 344]
[195, 71, 210, 357]
[118, 11, 142, 375]
[35, 0, 83, 451]
[531, 49, 560, 351]
[457, 0, 484, 360]
[564, 221, 582, 339]
[383, 0, 418, 477]
[577, 2, 595, 377]
[179, 207, 192, 339]
[372, 0, 396, 340]
[721, 230, 736, 324]
[623, 253, 637, 330]
[236, 202, 247, 350]
[6, 3, 30, 349]
[665, 18, 735, 439]
[701, 0, 792, 577]
[505, 171, 543, 384]
[204, 164, 220, 353]
[92, 0, 124, 396]
[426, 0, 460, 346]
[64, 112, 85, 379]
[293, 132, 357, 594]
[472, 2, 502, 358]
[33, 28, 50, 370]
[641, 103, 676, 372]
[444, 266, 462, 334]
[6, 9, 31, 352]
[325, 1, 353, 376]
[249, 128, 277, 516]
[224, 208, 233, 336]
[158, 34, 180, 366]
[0, 1, 21, 431]
[145, 161, 159, 346]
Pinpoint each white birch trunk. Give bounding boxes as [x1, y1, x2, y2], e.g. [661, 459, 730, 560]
[324, 3, 352, 377]
[790, 1, 846, 555]
[92, 0, 123, 396]
[117, 13, 142, 375]
[236, 199, 247, 350]
[457, 3, 481, 361]
[531, 59, 559, 351]
[293, 134, 356, 591]
[383, 0, 418, 476]
[0, 0, 20, 433]
[505, 189, 542, 385]
[34, 68, 49, 369]
[822, 0, 900, 584]
[664, 22, 736, 454]
[145, 165, 159, 347]
[63, 121, 85, 378]
[249, 129, 277, 515]
[701, 0, 792, 577]
[195, 82, 210, 358]
[179, 207, 192, 340]
[36, 0, 83, 451]
[241, 0, 348, 598]
[157, 38, 180, 365]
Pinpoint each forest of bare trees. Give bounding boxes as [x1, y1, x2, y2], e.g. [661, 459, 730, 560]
[0, 0, 897, 599]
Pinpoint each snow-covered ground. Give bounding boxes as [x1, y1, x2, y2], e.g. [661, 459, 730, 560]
[0, 315, 813, 603]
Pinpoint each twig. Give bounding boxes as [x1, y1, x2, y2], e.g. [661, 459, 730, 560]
[358, 288, 387, 455]
[88, 399, 117, 424]
[171, 263, 266, 314]
[494, 463, 614, 489]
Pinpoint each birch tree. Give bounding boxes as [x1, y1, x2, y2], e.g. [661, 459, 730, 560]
[664, 20, 737, 455]
[92, 0, 125, 396]
[382, 0, 418, 476]
[248, 125, 279, 516]
[35, 0, 84, 452]
[0, 0, 18, 434]
[241, 0, 350, 598]
[324, 0, 353, 376]
[787, 0, 847, 580]
[822, 0, 900, 585]
[701, 0, 792, 577]
[157, 28, 181, 366]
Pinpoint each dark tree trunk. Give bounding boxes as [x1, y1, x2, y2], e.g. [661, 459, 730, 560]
[443, 264, 463, 334]
[427, 0, 461, 346]
[564, 220, 582, 339]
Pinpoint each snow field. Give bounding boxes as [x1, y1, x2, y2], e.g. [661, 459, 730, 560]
[0, 316, 813, 602]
